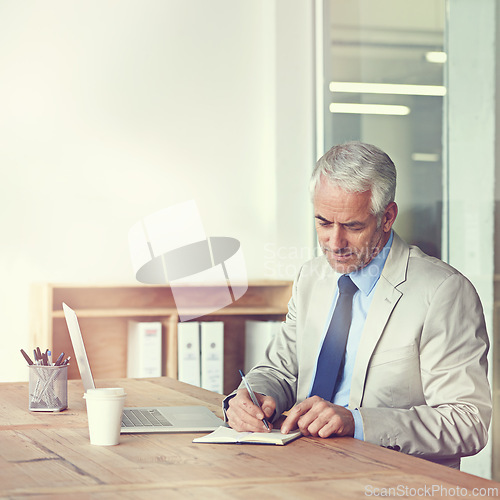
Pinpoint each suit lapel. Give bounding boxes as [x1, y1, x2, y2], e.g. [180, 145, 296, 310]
[349, 233, 409, 408]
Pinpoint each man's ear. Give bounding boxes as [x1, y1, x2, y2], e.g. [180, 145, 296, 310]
[382, 202, 398, 232]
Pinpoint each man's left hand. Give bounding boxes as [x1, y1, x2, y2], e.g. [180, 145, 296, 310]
[280, 396, 355, 438]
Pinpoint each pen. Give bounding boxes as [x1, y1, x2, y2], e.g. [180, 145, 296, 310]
[54, 352, 65, 366]
[239, 369, 270, 430]
[20, 349, 34, 365]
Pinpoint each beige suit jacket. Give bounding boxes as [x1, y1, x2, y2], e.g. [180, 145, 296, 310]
[242, 233, 491, 468]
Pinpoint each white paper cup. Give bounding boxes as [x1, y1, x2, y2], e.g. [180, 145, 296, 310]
[83, 388, 126, 446]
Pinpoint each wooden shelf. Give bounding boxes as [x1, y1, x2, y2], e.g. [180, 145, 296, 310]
[50, 306, 289, 318]
[29, 281, 292, 394]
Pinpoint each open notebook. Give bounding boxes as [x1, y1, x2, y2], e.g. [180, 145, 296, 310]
[193, 426, 302, 445]
[62, 302, 224, 433]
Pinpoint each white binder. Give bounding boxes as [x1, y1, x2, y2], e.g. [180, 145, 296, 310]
[200, 322, 224, 393]
[127, 321, 162, 378]
[177, 322, 201, 386]
[244, 320, 279, 373]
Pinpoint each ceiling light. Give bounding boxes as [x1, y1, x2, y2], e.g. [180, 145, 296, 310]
[329, 103, 410, 116]
[411, 153, 440, 162]
[329, 82, 446, 96]
[425, 51, 447, 64]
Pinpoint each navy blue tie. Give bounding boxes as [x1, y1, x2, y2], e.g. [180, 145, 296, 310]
[310, 275, 358, 402]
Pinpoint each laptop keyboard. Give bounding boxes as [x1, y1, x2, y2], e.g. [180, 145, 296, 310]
[121, 409, 173, 428]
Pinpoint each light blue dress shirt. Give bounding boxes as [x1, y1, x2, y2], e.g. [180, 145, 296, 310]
[309, 231, 393, 440]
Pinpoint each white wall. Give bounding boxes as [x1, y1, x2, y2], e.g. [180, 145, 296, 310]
[0, 0, 315, 382]
[446, 0, 496, 480]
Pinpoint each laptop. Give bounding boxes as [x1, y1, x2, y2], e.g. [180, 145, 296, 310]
[62, 302, 224, 433]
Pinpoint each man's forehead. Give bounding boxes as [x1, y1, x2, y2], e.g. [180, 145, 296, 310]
[313, 183, 375, 223]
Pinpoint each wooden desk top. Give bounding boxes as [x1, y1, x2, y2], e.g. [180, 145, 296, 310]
[1, 377, 499, 499]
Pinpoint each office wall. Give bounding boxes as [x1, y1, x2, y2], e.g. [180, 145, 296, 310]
[0, 0, 315, 382]
[446, 0, 496, 480]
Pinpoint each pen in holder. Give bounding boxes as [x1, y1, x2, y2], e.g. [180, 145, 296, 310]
[28, 364, 68, 412]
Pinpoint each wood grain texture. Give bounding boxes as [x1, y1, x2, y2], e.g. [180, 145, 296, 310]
[1, 378, 499, 499]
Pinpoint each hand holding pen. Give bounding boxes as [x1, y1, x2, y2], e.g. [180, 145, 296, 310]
[238, 370, 271, 431]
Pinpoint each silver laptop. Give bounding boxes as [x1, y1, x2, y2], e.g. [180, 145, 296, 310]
[62, 302, 224, 433]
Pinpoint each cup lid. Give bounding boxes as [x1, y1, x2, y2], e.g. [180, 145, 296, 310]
[83, 387, 126, 399]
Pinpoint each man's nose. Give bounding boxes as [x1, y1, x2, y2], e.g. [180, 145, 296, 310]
[327, 225, 347, 251]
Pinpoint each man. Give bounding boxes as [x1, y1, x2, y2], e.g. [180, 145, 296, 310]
[225, 141, 491, 469]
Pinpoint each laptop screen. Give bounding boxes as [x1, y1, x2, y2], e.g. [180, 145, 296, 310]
[62, 302, 96, 392]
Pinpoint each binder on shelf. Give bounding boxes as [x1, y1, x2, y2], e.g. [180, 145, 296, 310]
[200, 321, 224, 394]
[244, 320, 280, 373]
[127, 321, 162, 378]
[177, 322, 201, 387]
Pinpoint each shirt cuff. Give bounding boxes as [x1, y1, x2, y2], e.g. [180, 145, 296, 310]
[350, 408, 364, 441]
[222, 393, 236, 422]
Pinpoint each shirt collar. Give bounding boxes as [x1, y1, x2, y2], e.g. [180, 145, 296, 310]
[348, 231, 393, 296]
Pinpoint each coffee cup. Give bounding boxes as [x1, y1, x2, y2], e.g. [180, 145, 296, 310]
[83, 387, 126, 446]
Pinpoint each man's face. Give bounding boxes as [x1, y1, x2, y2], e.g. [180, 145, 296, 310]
[313, 178, 397, 274]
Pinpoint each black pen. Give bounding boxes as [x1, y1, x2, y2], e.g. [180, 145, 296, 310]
[239, 369, 270, 430]
[20, 349, 34, 365]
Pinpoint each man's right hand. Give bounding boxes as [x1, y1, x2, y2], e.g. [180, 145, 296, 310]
[226, 388, 276, 432]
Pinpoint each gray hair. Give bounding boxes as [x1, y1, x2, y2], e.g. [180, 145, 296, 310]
[310, 141, 397, 217]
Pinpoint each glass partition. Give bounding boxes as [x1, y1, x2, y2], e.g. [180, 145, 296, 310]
[320, 0, 445, 257]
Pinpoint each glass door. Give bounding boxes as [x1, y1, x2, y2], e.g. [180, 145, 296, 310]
[319, 0, 445, 257]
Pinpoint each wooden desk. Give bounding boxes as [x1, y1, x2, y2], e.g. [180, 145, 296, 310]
[1, 378, 499, 499]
